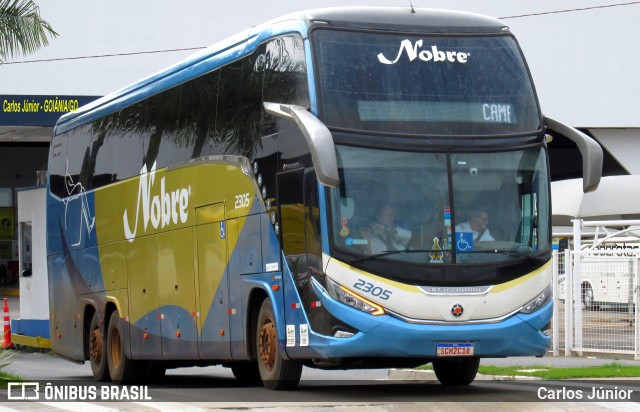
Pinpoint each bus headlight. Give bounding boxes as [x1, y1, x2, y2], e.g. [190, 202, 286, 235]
[326, 277, 385, 316]
[521, 284, 552, 314]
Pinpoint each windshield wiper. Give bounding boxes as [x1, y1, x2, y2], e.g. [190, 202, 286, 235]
[459, 249, 547, 263]
[349, 249, 436, 265]
[349, 248, 547, 265]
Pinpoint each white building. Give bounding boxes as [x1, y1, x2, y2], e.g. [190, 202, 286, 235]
[1, 1, 638, 335]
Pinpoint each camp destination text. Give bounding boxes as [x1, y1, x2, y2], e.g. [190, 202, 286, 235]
[3, 98, 79, 113]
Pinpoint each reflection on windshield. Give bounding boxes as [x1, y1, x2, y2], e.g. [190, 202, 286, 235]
[330, 145, 550, 266]
[313, 30, 540, 135]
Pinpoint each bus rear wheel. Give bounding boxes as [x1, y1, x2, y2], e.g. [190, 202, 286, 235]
[88, 312, 109, 381]
[256, 298, 302, 390]
[432, 357, 480, 385]
[106, 311, 141, 384]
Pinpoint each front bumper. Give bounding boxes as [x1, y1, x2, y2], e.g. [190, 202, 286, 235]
[307, 279, 552, 359]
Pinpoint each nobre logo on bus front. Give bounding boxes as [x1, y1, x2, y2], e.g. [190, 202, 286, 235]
[377, 39, 469, 65]
[123, 161, 190, 242]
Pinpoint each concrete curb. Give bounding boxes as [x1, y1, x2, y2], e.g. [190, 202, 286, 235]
[388, 368, 540, 381]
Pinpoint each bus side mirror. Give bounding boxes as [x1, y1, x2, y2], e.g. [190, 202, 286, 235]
[264, 102, 340, 187]
[543, 115, 603, 193]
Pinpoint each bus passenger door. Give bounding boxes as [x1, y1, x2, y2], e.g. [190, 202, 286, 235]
[195, 203, 231, 359]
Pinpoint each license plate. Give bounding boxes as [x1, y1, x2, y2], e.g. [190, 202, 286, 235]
[437, 342, 474, 357]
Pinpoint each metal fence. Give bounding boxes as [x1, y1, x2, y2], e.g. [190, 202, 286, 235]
[553, 249, 640, 359]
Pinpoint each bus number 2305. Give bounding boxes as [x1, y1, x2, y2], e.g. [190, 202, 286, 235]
[353, 279, 392, 300]
[234, 193, 250, 209]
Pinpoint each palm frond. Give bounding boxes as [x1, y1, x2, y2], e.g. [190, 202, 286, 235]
[0, 0, 58, 60]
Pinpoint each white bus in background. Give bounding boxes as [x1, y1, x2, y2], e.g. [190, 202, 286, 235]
[559, 246, 639, 309]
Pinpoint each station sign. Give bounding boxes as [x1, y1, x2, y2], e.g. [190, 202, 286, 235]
[1, 95, 100, 126]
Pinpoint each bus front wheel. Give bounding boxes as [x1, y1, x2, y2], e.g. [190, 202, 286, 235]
[106, 311, 140, 384]
[256, 298, 302, 390]
[432, 357, 480, 385]
[582, 283, 598, 310]
[88, 312, 109, 381]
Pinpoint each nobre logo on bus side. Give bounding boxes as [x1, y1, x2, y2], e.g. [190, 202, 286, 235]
[377, 39, 469, 65]
[123, 161, 190, 242]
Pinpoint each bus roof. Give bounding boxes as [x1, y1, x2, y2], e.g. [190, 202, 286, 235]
[55, 7, 506, 135]
[292, 6, 506, 33]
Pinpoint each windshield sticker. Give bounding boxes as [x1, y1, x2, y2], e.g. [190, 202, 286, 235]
[340, 226, 350, 237]
[456, 232, 474, 253]
[345, 238, 368, 247]
[444, 207, 452, 250]
[377, 39, 469, 65]
[429, 237, 444, 263]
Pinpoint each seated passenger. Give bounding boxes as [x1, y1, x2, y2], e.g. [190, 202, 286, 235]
[367, 205, 412, 254]
[455, 209, 495, 242]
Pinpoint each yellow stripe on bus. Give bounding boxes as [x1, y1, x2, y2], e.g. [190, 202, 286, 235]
[327, 254, 421, 293]
[489, 261, 551, 293]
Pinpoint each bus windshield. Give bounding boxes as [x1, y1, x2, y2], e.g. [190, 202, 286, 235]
[313, 29, 541, 135]
[329, 144, 550, 270]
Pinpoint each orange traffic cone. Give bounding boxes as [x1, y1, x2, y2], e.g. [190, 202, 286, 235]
[2, 298, 14, 349]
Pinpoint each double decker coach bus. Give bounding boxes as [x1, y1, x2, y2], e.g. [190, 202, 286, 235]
[47, 7, 602, 389]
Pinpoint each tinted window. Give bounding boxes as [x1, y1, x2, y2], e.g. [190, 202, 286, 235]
[146, 85, 192, 167]
[262, 35, 309, 136]
[313, 29, 540, 135]
[64, 125, 94, 192]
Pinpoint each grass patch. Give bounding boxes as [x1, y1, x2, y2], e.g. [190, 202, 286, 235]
[418, 362, 640, 379]
[0, 372, 22, 388]
[0, 343, 20, 388]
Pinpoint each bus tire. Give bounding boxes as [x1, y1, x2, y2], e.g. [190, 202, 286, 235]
[231, 361, 261, 383]
[432, 357, 480, 385]
[106, 311, 141, 384]
[88, 312, 110, 381]
[582, 283, 598, 310]
[256, 298, 302, 390]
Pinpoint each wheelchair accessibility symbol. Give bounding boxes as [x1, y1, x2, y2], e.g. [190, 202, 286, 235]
[456, 232, 474, 252]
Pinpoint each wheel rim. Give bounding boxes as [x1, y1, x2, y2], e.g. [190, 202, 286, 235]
[89, 327, 103, 364]
[110, 326, 122, 371]
[258, 317, 276, 372]
[584, 288, 594, 306]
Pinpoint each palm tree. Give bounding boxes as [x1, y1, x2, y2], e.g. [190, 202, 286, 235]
[0, 0, 58, 62]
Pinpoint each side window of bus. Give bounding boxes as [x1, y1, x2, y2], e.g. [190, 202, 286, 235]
[113, 102, 147, 179]
[278, 169, 305, 261]
[240, 43, 267, 157]
[304, 168, 321, 257]
[262, 35, 309, 136]
[48, 134, 68, 198]
[145, 85, 193, 167]
[64, 124, 94, 192]
[183, 72, 219, 159]
[215, 59, 244, 156]
[88, 110, 120, 189]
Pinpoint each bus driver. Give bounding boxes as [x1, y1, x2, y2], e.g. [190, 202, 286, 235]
[366, 205, 412, 254]
[455, 209, 495, 242]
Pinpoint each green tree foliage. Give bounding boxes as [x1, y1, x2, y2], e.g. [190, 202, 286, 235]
[0, 0, 58, 61]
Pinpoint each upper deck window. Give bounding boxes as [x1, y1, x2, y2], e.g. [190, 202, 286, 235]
[312, 29, 540, 135]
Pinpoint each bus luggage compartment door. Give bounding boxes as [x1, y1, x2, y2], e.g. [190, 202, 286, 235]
[196, 203, 231, 359]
